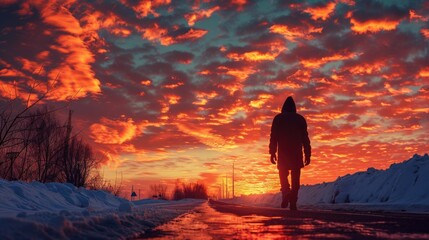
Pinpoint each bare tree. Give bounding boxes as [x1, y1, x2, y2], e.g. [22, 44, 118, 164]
[0, 80, 109, 189]
[87, 171, 123, 196]
[0, 79, 54, 180]
[172, 184, 185, 200]
[172, 182, 208, 200]
[30, 107, 65, 182]
[0, 79, 53, 150]
[62, 137, 98, 187]
[13, 113, 39, 181]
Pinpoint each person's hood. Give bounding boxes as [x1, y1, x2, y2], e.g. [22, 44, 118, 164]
[281, 96, 296, 113]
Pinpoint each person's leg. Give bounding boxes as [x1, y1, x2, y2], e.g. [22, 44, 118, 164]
[278, 168, 290, 208]
[289, 169, 301, 210]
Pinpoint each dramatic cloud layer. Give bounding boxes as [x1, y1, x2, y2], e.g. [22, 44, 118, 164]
[1, 0, 428, 197]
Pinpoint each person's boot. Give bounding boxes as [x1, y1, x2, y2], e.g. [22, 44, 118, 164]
[289, 192, 297, 210]
[290, 201, 297, 211]
[281, 192, 289, 208]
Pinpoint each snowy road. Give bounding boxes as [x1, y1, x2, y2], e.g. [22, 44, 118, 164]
[139, 200, 429, 239]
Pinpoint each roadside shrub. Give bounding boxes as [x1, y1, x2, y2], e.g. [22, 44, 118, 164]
[173, 182, 208, 200]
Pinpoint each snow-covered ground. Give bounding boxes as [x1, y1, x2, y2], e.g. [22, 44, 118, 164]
[227, 154, 429, 213]
[0, 180, 203, 239]
[1, 154, 428, 238]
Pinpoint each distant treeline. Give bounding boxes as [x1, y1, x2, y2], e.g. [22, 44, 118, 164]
[172, 182, 208, 200]
[0, 98, 120, 193]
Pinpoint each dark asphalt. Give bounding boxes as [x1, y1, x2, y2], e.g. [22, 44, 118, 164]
[139, 200, 429, 239]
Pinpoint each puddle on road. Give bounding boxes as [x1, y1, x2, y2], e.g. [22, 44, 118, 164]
[139, 204, 285, 239]
[140, 202, 429, 239]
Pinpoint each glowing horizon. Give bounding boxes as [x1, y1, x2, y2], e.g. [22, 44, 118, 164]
[1, 0, 428, 198]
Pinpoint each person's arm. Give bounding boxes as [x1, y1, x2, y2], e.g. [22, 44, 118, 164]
[269, 115, 279, 164]
[302, 118, 311, 165]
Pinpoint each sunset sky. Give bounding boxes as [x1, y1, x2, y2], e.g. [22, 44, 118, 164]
[1, 0, 428, 198]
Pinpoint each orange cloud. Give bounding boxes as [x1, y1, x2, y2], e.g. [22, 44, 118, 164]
[120, 144, 138, 153]
[349, 18, 400, 33]
[142, 26, 207, 45]
[79, 10, 129, 52]
[352, 99, 372, 107]
[41, 3, 82, 35]
[304, 2, 336, 21]
[130, 0, 171, 18]
[29, 2, 102, 101]
[227, 50, 280, 62]
[0, 67, 23, 78]
[384, 83, 411, 95]
[228, 51, 272, 61]
[185, 6, 220, 26]
[218, 65, 256, 82]
[301, 52, 357, 68]
[15, 57, 43, 74]
[249, 94, 273, 108]
[0, 81, 24, 100]
[385, 124, 422, 132]
[175, 28, 208, 41]
[309, 96, 327, 105]
[142, 23, 175, 46]
[217, 105, 247, 121]
[227, 38, 285, 62]
[90, 117, 141, 144]
[165, 94, 181, 104]
[0, 62, 32, 101]
[347, 62, 384, 75]
[270, 24, 323, 42]
[110, 28, 132, 37]
[231, 0, 247, 10]
[409, 10, 428, 21]
[338, 0, 355, 5]
[306, 112, 348, 123]
[355, 90, 383, 98]
[1, 2, 104, 102]
[176, 123, 236, 149]
[418, 67, 429, 77]
[163, 82, 184, 89]
[159, 100, 170, 114]
[48, 34, 101, 100]
[193, 91, 218, 106]
[269, 79, 302, 90]
[141, 80, 152, 86]
[4, 59, 51, 103]
[421, 29, 429, 39]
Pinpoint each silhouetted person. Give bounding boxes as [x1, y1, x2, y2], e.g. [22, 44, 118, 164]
[269, 96, 311, 210]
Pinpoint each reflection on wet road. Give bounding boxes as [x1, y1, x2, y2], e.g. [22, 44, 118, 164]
[140, 200, 429, 239]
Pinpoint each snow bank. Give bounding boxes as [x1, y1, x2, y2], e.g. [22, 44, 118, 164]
[0, 180, 203, 239]
[228, 154, 429, 212]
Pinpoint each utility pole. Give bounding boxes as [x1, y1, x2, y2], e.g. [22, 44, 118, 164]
[218, 185, 221, 199]
[63, 110, 72, 180]
[222, 177, 225, 198]
[225, 174, 228, 199]
[220, 179, 222, 198]
[232, 160, 235, 199]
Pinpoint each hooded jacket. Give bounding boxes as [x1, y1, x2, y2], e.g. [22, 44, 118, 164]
[269, 97, 311, 169]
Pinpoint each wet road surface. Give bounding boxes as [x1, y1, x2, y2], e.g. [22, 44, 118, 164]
[139, 200, 429, 239]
